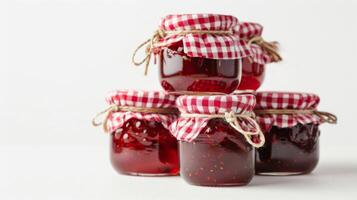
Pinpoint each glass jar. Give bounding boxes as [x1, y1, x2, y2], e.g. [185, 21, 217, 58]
[159, 44, 242, 94]
[254, 91, 337, 175]
[180, 118, 254, 186]
[132, 14, 251, 94]
[111, 118, 179, 176]
[237, 58, 265, 91]
[98, 90, 180, 176]
[255, 123, 320, 175]
[170, 94, 264, 186]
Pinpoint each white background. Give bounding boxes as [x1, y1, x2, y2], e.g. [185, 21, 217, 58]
[1, 0, 357, 199]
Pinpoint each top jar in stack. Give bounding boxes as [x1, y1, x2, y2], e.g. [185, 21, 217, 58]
[132, 14, 282, 94]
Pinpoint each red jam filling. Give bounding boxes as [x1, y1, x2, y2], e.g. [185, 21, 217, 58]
[237, 58, 265, 91]
[255, 123, 320, 175]
[180, 118, 254, 186]
[159, 43, 241, 94]
[111, 118, 179, 176]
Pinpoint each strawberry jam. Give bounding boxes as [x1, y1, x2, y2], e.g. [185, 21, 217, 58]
[159, 44, 241, 94]
[237, 58, 265, 91]
[110, 118, 179, 176]
[255, 123, 320, 175]
[180, 118, 254, 186]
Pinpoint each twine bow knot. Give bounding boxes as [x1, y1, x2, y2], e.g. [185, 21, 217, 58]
[224, 111, 237, 124]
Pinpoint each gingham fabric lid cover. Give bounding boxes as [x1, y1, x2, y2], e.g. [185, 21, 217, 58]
[153, 14, 251, 59]
[255, 91, 322, 132]
[170, 94, 257, 142]
[105, 90, 177, 133]
[239, 22, 274, 65]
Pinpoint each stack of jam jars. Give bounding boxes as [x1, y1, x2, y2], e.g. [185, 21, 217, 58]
[93, 13, 337, 187]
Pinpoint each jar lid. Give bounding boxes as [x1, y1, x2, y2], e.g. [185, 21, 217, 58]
[255, 91, 320, 110]
[239, 21, 282, 64]
[152, 14, 251, 59]
[170, 94, 264, 147]
[104, 90, 178, 133]
[254, 91, 336, 132]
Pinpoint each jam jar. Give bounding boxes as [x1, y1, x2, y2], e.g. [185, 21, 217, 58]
[104, 90, 180, 176]
[236, 22, 281, 91]
[132, 14, 252, 94]
[170, 94, 265, 186]
[254, 91, 337, 175]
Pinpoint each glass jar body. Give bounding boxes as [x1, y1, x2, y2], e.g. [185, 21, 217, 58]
[110, 118, 179, 176]
[255, 123, 320, 175]
[180, 118, 254, 186]
[237, 58, 265, 91]
[159, 46, 242, 94]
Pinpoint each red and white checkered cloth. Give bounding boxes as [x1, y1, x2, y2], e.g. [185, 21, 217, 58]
[170, 94, 257, 142]
[255, 91, 322, 132]
[239, 21, 275, 65]
[105, 90, 177, 133]
[153, 14, 251, 59]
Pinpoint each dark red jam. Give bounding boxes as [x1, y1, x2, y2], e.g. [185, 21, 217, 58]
[180, 118, 254, 186]
[159, 43, 241, 94]
[110, 118, 179, 176]
[237, 58, 265, 91]
[255, 123, 320, 175]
